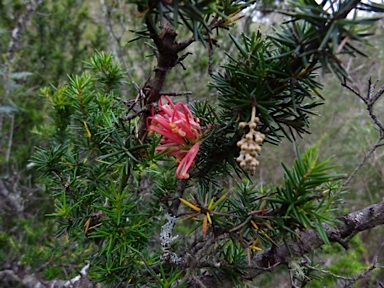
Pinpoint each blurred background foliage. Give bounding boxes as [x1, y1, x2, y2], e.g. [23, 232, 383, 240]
[0, 0, 384, 287]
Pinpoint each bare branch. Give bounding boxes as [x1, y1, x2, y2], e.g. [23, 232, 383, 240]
[338, 136, 383, 195]
[7, 0, 43, 64]
[341, 77, 367, 104]
[99, 0, 140, 95]
[304, 256, 380, 287]
[371, 84, 384, 104]
[159, 91, 193, 97]
[337, 80, 384, 196]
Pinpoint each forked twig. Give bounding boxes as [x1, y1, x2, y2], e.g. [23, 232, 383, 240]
[338, 78, 384, 196]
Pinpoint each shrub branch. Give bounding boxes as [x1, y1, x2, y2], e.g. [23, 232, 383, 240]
[194, 200, 384, 286]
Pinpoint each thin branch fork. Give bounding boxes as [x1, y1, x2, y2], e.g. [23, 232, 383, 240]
[338, 79, 384, 196]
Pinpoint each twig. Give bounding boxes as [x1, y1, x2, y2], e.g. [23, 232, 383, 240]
[99, 0, 140, 96]
[5, 114, 14, 165]
[192, 276, 209, 288]
[227, 262, 281, 272]
[159, 91, 193, 96]
[337, 79, 384, 196]
[303, 256, 380, 288]
[341, 77, 367, 104]
[337, 136, 383, 197]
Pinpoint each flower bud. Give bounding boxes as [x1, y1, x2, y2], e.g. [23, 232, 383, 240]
[236, 106, 264, 175]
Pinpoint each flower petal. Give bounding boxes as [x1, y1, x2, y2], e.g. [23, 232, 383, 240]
[175, 143, 200, 179]
[148, 96, 202, 179]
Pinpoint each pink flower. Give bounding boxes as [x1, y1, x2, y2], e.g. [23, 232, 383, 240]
[147, 96, 202, 179]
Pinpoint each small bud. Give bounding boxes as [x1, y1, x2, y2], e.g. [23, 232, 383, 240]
[250, 159, 259, 167]
[249, 122, 257, 129]
[245, 154, 253, 162]
[239, 122, 247, 128]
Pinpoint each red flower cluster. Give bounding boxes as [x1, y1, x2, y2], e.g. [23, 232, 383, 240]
[147, 96, 202, 179]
